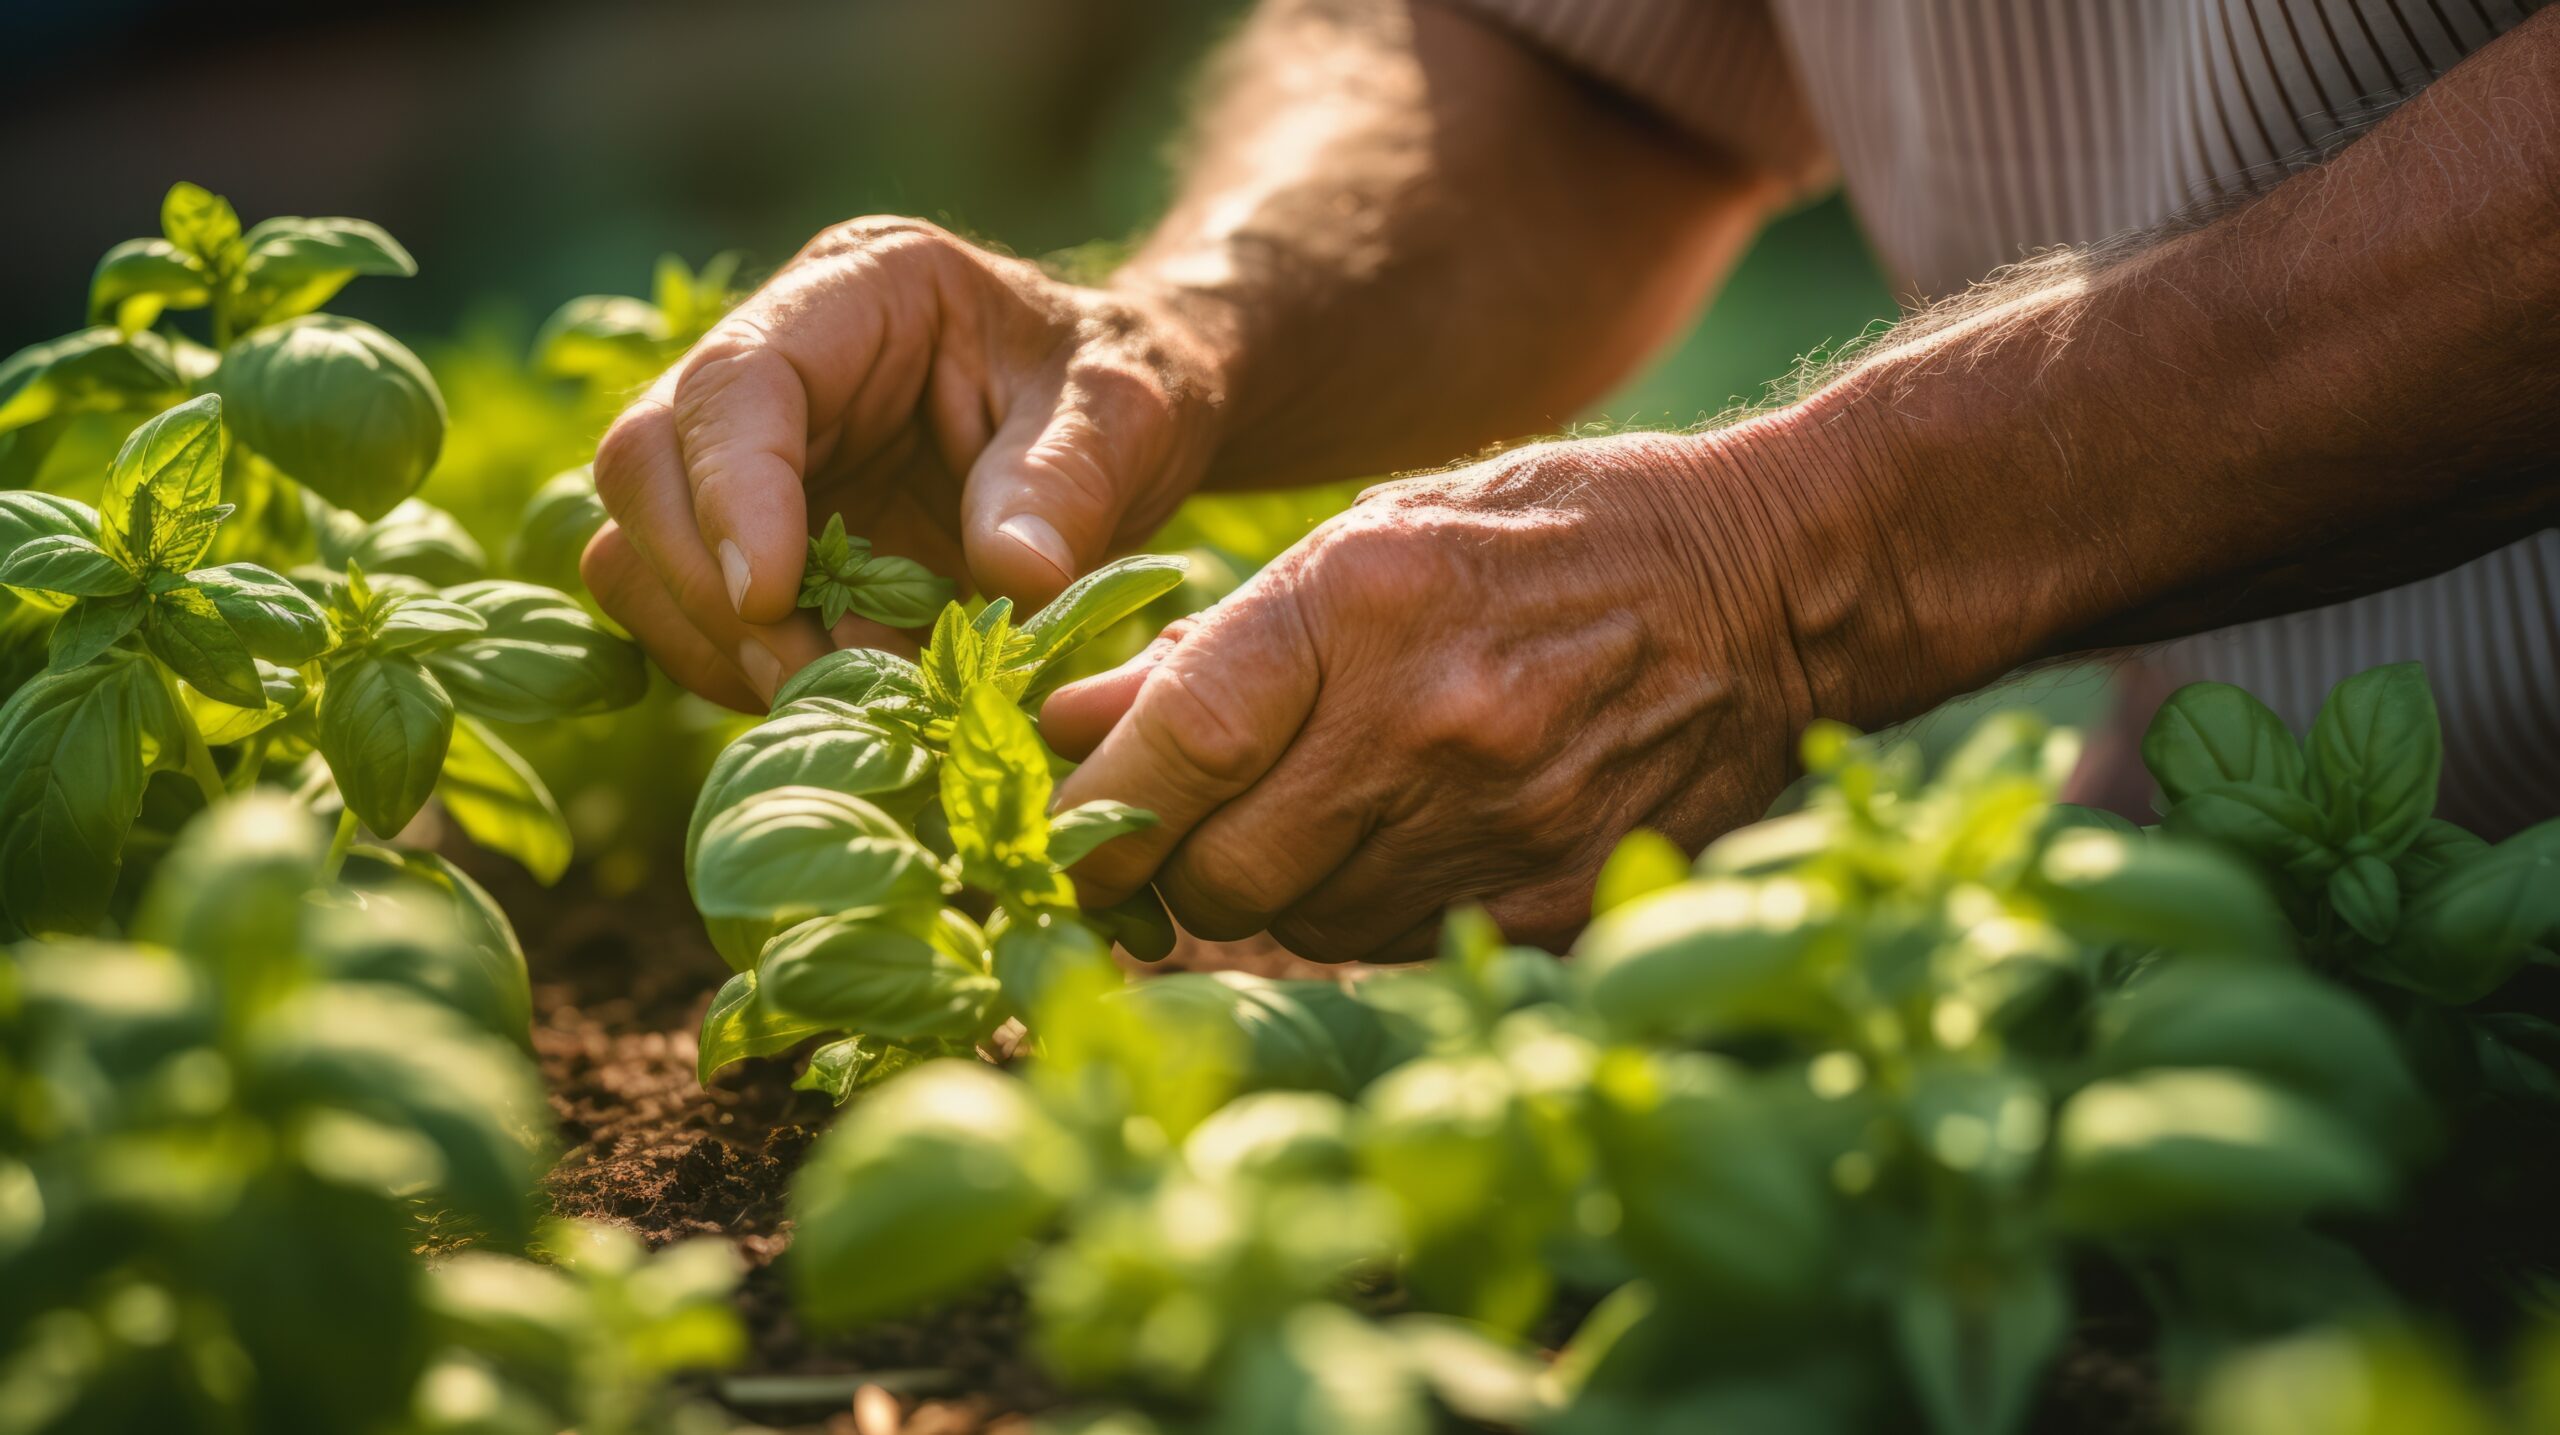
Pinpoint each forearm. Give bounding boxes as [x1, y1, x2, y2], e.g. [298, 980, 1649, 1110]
[1112, 0, 1781, 490]
[1744, 6, 2560, 728]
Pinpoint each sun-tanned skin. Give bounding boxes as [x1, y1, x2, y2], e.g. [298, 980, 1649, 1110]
[583, 0, 2560, 962]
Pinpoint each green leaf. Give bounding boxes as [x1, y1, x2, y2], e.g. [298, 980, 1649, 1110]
[0, 492, 103, 612]
[1091, 885, 1179, 963]
[1574, 878, 1834, 1041]
[438, 716, 572, 884]
[318, 652, 456, 837]
[991, 912, 1118, 1023]
[942, 683, 1066, 909]
[771, 646, 928, 709]
[99, 392, 226, 571]
[532, 294, 669, 381]
[794, 1036, 932, 1105]
[0, 650, 181, 934]
[1047, 800, 1159, 871]
[1592, 829, 1691, 917]
[2163, 781, 2337, 886]
[760, 910, 1001, 1042]
[917, 601, 1032, 717]
[2092, 962, 2428, 1148]
[0, 328, 183, 436]
[330, 844, 536, 1047]
[318, 497, 488, 587]
[2327, 853, 2400, 944]
[236, 216, 418, 325]
[179, 659, 306, 745]
[420, 580, 647, 723]
[837, 553, 954, 629]
[1893, 1258, 2067, 1435]
[369, 594, 488, 654]
[47, 592, 147, 670]
[0, 534, 137, 598]
[89, 237, 212, 329]
[507, 467, 607, 592]
[2049, 1069, 2395, 1233]
[160, 181, 242, 264]
[2141, 682, 2306, 807]
[188, 561, 332, 663]
[1018, 554, 1187, 699]
[688, 784, 943, 930]
[686, 701, 936, 881]
[218, 315, 445, 520]
[2365, 820, 2560, 1004]
[2306, 662, 2440, 857]
[143, 583, 265, 708]
[2032, 827, 2294, 959]
[697, 969, 836, 1084]
[788, 1061, 1083, 1328]
[2394, 818, 2490, 892]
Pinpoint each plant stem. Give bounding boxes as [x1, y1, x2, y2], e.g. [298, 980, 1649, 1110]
[320, 807, 360, 883]
[225, 735, 269, 794]
[181, 724, 227, 808]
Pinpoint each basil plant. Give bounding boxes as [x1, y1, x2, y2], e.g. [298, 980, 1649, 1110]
[0, 393, 644, 945]
[685, 548, 1190, 1098]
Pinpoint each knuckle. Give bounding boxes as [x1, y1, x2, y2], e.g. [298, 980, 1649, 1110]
[590, 403, 670, 508]
[805, 216, 952, 266]
[1406, 656, 1553, 772]
[1163, 837, 1286, 937]
[1142, 661, 1269, 791]
[1297, 514, 1441, 616]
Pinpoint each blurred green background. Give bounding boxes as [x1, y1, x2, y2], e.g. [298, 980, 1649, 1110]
[0, 0, 1897, 437]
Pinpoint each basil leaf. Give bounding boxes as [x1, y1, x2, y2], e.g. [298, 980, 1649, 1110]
[794, 1036, 931, 1105]
[1046, 799, 1158, 871]
[771, 646, 928, 709]
[698, 969, 835, 1084]
[532, 294, 669, 382]
[0, 328, 183, 436]
[836, 553, 955, 629]
[1893, 1257, 2066, 1435]
[47, 592, 148, 671]
[369, 594, 488, 655]
[179, 659, 305, 745]
[788, 1061, 1082, 1329]
[2326, 853, 2400, 944]
[0, 650, 180, 934]
[2032, 827, 2294, 960]
[188, 561, 332, 664]
[99, 393, 227, 572]
[507, 467, 607, 593]
[2306, 661, 2440, 857]
[437, 716, 571, 884]
[236, 216, 417, 325]
[1018, 553, 1187, 699]
[318, 497, 488, 587]
[218, 315, 445, 521]
[1591, 829, 1691, 917]
[1090, 885, 1178, 963]
[0, 534, 137, 598]
[331, 843, 535, 1048]
[686, 702, 936, 881]
[688, 784, 943, 929]
[160, 181, 242, 264]
[1574, 878, 1833, 1041]
[2394, 818, 2490, 892]
[0, 493, 104, 619]
[2162, 781, 2337, 886]
[89, 237, 211, 330]
[420, 580, 646, 723]
[760, 911, 1001, 1042]
[143, 584, 266, 708]
[991, 913, 1118, 1023]
[2141, 681, 2306, 805]
[2364, 820, 2560, 1004]
[2049, 1070, 2393, 1233]
[942, 684, 1066, 909]
[317, 652, 456, 837]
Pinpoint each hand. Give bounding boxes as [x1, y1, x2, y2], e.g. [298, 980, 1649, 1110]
[1043, 429, 1885, 963]
[581, 218, 1227, 710]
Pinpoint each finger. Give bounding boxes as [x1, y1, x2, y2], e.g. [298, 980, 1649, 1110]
[580, 523, 762, 712]
[961, 368, 1168, 606]
[1048, 588, 1322, 907]
[593, 395, 830, 704]
[669, 321, 812, 624]
[1039, 621, 1193, 760]
[1153, 729, 1373, 941]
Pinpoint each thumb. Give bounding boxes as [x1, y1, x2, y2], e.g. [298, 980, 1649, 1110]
[962, 381, 1156, 607]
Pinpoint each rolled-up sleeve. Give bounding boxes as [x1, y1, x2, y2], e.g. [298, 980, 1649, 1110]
[1448, 0, 1832, 195]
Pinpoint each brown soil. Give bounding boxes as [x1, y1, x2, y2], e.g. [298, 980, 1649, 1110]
[479, 853, 2165, 1435]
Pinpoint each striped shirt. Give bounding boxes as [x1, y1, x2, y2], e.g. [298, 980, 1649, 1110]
[1460, 0, 2559, 833]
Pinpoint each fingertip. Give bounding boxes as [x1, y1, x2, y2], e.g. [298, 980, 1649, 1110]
[694, 462, 809, 624]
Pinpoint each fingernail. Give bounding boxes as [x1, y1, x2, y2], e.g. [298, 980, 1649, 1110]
[718, 539, 752, 613]
[737, 641, 782, 704]
[997, 513, 1075, 581]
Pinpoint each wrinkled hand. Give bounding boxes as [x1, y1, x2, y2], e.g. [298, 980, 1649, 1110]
[1046, 432, 1843, 963]
[582, 218, 1225, 709]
